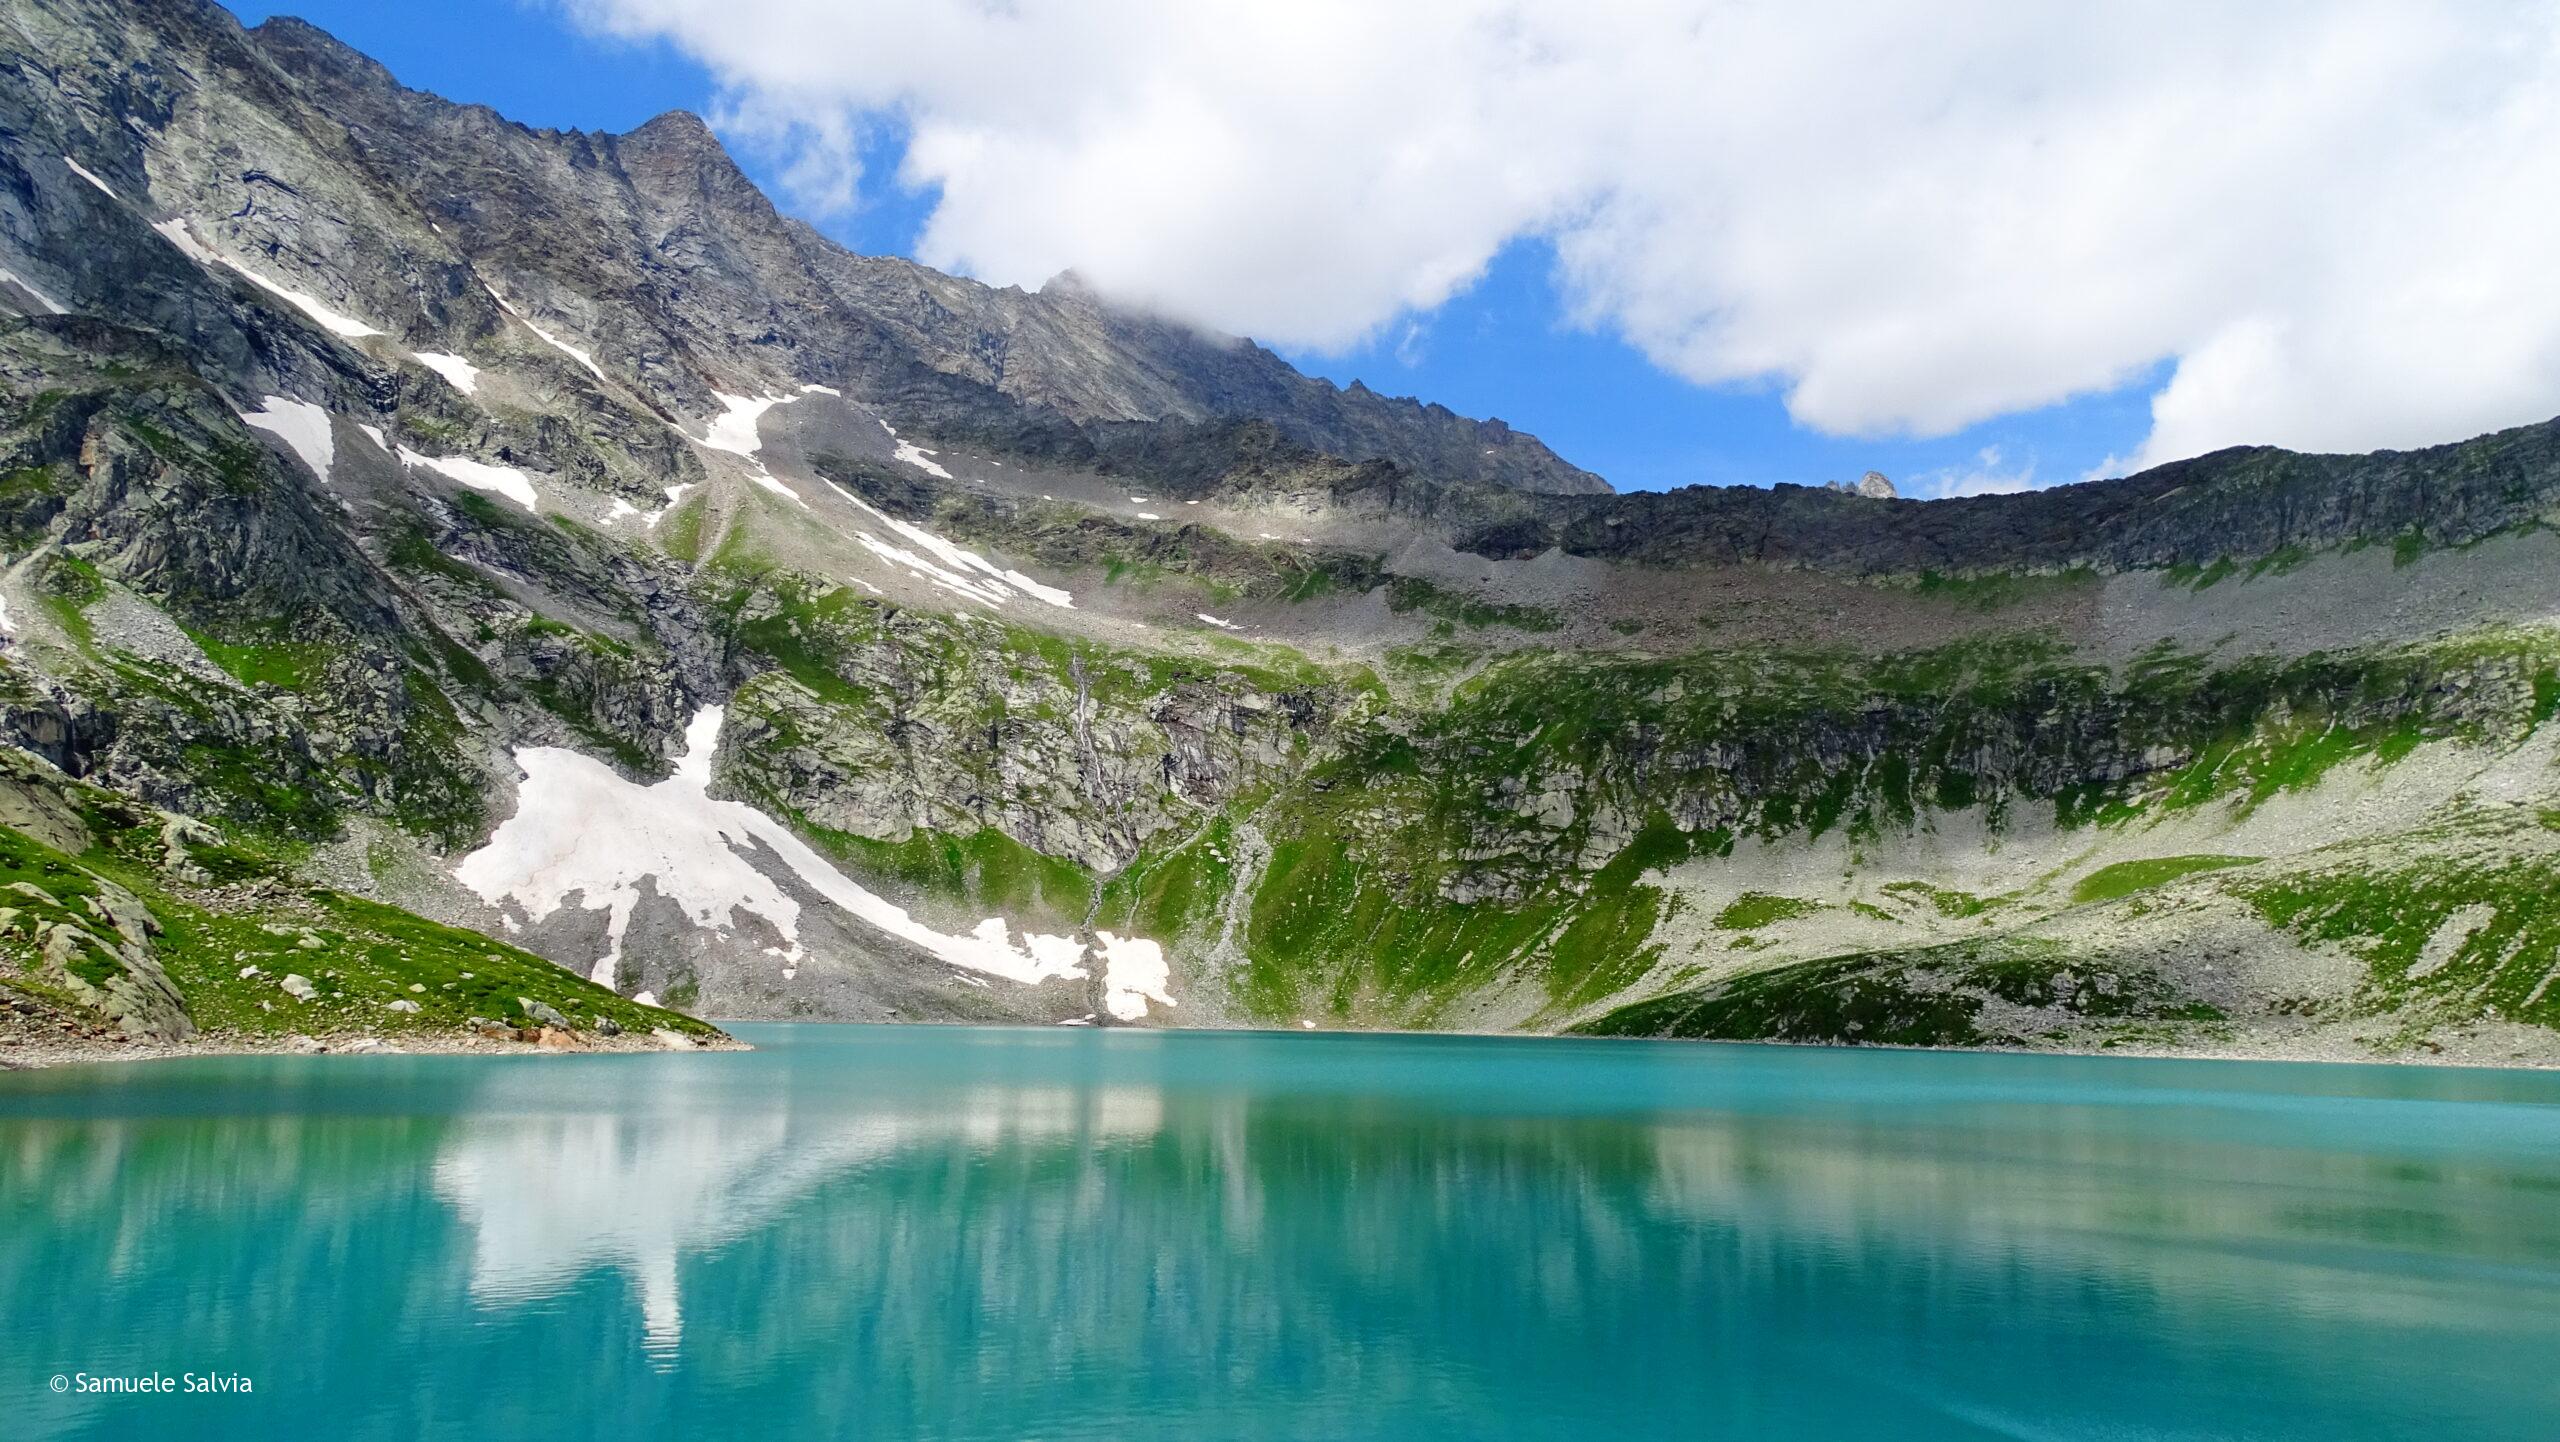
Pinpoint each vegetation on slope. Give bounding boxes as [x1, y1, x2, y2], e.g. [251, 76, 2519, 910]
[0, 754, 721, 1048]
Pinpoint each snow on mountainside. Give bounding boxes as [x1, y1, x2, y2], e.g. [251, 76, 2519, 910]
[454, 706, 1145, 1014]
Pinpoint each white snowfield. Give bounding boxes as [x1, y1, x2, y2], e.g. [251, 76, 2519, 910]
[237, 395, 334, 483]
[398, 446, 539, 512]
[61, 155, 116, 198]
[414, 351, 482, 394]
[690, 392, 811, 503]
[877, 418, 953, 479]
[453, 707, 1102, 993]
[482, 282, 610, 383]
[1094, 932, 1175, 1021]
[1196, 613, 1242, 631]
[151, 217, 383, 339]
[0, 267, 65, 315]
[825, 480, 1075, 610]
[699, 392, 784, 458]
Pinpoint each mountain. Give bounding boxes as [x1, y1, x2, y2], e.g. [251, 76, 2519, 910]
[0, 0, 2555, 1065]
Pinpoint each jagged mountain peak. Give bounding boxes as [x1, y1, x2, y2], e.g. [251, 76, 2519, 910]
[193, 4, 1606, 495]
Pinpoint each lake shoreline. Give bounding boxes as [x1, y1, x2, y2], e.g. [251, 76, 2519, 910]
[9, 1013, 2553, 1074]
[0, 1023, 753, 1071]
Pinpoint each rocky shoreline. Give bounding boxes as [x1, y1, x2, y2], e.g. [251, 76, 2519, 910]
[0, 1014, 750, 1071]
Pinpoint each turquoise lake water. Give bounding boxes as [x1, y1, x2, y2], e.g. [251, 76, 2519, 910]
[5, 1025, 2559, 1440]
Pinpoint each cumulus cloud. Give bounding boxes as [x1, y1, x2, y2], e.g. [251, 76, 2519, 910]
[562, 0, 2560, 469]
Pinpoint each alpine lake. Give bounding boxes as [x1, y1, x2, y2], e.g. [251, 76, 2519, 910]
[7, 1024, 2557, 1440]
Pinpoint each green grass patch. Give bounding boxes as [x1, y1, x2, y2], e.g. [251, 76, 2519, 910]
[1713, 892, 1820, 930]
[2072, 854, 2261, 904]
[814, 823, 1095, 930]
[657, 496, 706, 563]
[1385, 576, 1562, 633]
[2234, 833, 2560, 1030]
[1880, 881, 2000, 917]
[1907, 567, 2099, 612]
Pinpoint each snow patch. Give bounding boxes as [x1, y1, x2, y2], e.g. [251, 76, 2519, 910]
[824, 480, 1074, 609]
[690, 393, 813, 504]
[153, 217, 383, 338]
[648, 481, 697, 530]
[1135, 512, 1163, 521]
[149, 218, 216, 265]
[1095, 931, 1174, 1021]
[414, 351, 481, 394]
[876, 419, 953, 479]
[238, 396, 334, 483]
[700, 393, 784, 458]
[454, 706, 1092, 989]
[61, 156, 116, 198]
[799, 383, 841, 396]
[357, 423, 388, 452]
[483, 283, 609, 383]
[399, 446, 539, 512]
[0, 268, 65, 315]
[607, 498, 642, 523]
[1197, 613, 1241, 631]
[749, 472, 805, 503]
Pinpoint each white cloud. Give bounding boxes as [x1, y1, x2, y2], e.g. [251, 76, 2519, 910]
[563, 0, 2560, 469]
[1910, 446, 2038, 500]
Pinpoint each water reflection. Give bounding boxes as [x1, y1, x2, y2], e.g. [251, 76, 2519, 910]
[432, 1074, 1165, 1356]
[4, 1030, 2558, 1441]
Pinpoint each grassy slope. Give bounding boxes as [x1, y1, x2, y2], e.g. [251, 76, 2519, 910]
[0, 771, 722, 1047]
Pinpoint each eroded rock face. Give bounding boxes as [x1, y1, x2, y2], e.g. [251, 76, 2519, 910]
[716, 609, 1341, 874]
[7, 871, 193, 1040]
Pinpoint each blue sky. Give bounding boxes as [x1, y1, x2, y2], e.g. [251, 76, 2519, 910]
[225, 0, 2163, 496]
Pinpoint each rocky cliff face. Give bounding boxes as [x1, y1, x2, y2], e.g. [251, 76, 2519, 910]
[0, 0, 2554, 1063]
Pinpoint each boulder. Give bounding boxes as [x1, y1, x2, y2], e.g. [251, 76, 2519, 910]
[517, 996, 570, 1029]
